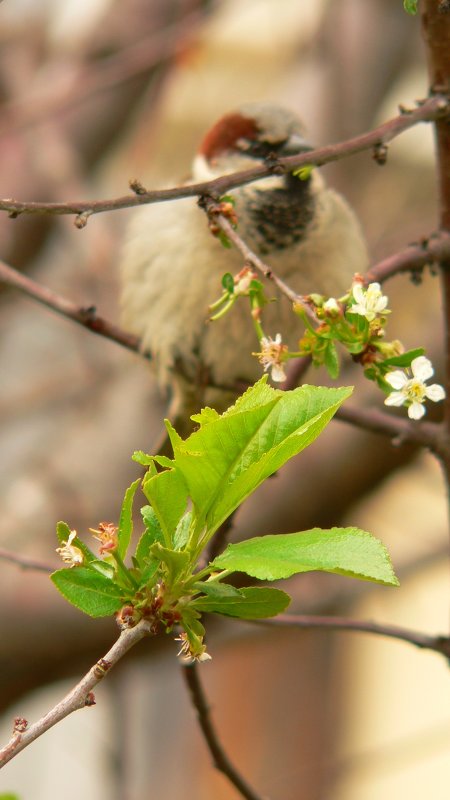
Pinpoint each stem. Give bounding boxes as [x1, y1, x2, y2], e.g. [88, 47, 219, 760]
[254, 614, 450, 659]
[0, 620, 153, 767]
[112, 551, 139, 590]
[0, 259, 143, 356]
[182, 663, 266, 800]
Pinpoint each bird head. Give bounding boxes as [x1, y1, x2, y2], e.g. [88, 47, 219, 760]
[193, 103, 312, 180]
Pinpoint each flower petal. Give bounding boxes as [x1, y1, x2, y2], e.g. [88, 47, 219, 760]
[384, 391, 406, 407]
[271, 364, 287, 382]
[408, 401, 425, 420]
[425, 383, 446, 402]
[411, 356, 433, 382]
[385, 370, 408, 390]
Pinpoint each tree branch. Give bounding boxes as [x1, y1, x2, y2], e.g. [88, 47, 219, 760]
[0, 548, 54, 573]
[0, 96, 447, 222]
[182, 662, 266, 800]
[0, 259, 144, 356]
[366, 231, 450, 284]
[254, 613, 450, 660]
[335, 404, 443, 455]
[0, 619, 153, 768]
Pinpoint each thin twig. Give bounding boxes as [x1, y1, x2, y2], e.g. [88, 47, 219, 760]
[182, 662, 266, 800]
[0, 96, 447, 221]
[335, 404, 443, 455]
[366, 231, 450, 284]
[254, 614, 450, 660]
[0, 260, 144, 356]
[0, 548, 54, 573]
[0, 619, 153, 768]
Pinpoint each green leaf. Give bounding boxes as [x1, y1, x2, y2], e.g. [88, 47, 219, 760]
[403, 0, 418, 14]
[190, 407, 220, 426]
[150, 542, 190, 584]
[117, 479, 141, 559]
[379, 348, 425, 368]
[135, 506, 164, 562]
[132, 450, 155, 466]
[192, 585, 291, 618]
[174, 510, 193, 550]
[324, 341, 340, 379]
[142, 465, 188, 547]
[51, 568, 125, 617]
[0, 794, 21, 800]
[212, 527, 399, 587]
[222, 272, 235, 293]
[292, 164, 313, 180]
[89, 560, 116, 579]
[169, 378, 352, 537]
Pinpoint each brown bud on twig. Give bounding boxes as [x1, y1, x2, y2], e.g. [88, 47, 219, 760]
[129, 178, 148, 195]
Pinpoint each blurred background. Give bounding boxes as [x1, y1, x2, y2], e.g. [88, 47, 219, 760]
[0, 1, 449, 798]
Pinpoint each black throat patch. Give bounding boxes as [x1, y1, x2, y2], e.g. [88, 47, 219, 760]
[242, 173, 315, 255]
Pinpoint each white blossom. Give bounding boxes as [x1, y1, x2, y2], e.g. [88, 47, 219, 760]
[255, 334, 288, 383]
[351, 282, 389, 322]
[175, 632, 212, 663]
[384, 356, 445, 420]
[323, 297, 340, 315]
[56, 530, 84, 567]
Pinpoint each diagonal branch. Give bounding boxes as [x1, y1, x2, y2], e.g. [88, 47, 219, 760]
[182, 662, 266, 800]
[0, 259, 144, 356]
[0, 619, 153, 768]
[0, 96, 447, 222]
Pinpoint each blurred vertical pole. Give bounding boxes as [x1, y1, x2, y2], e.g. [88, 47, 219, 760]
[421, 0, 450, 494]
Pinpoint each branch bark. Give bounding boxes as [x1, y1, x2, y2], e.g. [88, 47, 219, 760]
[421, 2, 450, 486]
[0, 620, 153, 768]
[0, 96, 447, 221]
[0, 259, 143, 356]
[255, 613, 450, 659]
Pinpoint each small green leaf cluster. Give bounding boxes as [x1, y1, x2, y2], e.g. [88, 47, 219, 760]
[296, 283, 425, 393]
[52, 379, 398, 662]
[209, 266, 269, 328]
[403, 0, 418, 14]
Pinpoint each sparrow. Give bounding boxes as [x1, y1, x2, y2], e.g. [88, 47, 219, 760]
[120, 102, 369, 443]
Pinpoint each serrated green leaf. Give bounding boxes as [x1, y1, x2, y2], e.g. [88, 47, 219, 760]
[117, 478, 141, 559]
[132, 450, 155, 466]
[51, 568, 125, 617]
[379, 348, 425, 368]
[192, 585, 291, 618]
[142, 465, 188, 547]
[212, 527, 399, 587]
[190, 406, 220, 425]
[170, 379, 352, 537]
